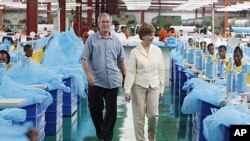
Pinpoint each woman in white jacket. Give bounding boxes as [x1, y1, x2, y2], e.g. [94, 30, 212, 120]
[124, 23, 165, 141]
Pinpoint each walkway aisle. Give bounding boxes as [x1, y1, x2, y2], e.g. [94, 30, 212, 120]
[45, 87, 183, 141]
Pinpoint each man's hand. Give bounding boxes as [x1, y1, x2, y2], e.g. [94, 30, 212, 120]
[125, 93, 131, 103]
[87, 74, 95, 86]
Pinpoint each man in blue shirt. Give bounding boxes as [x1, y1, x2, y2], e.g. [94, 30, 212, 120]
[81, 13, 126, 141]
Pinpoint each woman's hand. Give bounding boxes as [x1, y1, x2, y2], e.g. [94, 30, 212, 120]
[159, 93, 163, 101]
[125, 93, 131, 103]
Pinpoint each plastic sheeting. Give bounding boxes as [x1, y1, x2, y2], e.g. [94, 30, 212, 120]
[0, 70, 52, 109]
[42, 28, 83, 66]
[0, 108, 33, 141]
[47, 64, 87, 98]
[19, 37, 49, 51]
[181, 78, 227, 114]
[0, 125, 30, 141]
[170, 49, 182, 62]
[41, 28, 87, 97]
[165, 37, 177, 48]
[7, 57, 70, 92]
[152, 41, 166, 47]
[0, 108, 26, 125]
[203, 104, 250, 141]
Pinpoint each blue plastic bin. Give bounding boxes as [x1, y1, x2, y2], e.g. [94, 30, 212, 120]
[198, 101, 220, 141]
[179, 70, 188, 105]
[63, 77, 72, 95]
[47, 90, 63, 111]
[26, 112, 45, 129]
[49, 89, 63, 100]
[200, 101, 220, 116]
[77, 95, 81, 105]
[45, 116, 63, 135]
[45, 104, 63, 122]
[38, 132, 45, 141]
[63, 100, 77, 116]
[63, 93, 77, 106]
[24, 103, 43, 117]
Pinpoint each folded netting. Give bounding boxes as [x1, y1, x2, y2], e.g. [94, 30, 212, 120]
[0, 108, 26, 124]
[203, 104, 250, 141]
[40, 28, 87, 98]
[0, 72, 52, 110]
[182, 78, 207, 91]
[181, 78, 227, 114]
[20, 37, 49, 51]
[6, 57, 70, 92]
[0, 125, 30, 141]
[41, 28, 84, 66]
[165, 37, 177, 48]
[47, 64, 88, 98]
[170, 49, 182, 62]
[152, 41, 165, 47]
[214, 79, 227, 90]
[183, 68, 197, 78]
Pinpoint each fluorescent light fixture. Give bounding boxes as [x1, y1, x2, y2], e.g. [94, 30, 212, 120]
[161, 1, 186, 4]
[216, 6, 238, 12]
[124, 0, 151, 10]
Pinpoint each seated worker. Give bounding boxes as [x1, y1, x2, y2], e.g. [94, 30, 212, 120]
[159, 25, 169, 42]
[226, 46, 248, 72]
[188, 38, 193, 47]
[0, 50, 11, 69]
[217, 45, 229, 64]
[226, 46, 250, 83]
[203, 43, 216, 61]
[121, 26, 129, 39]
[207, 43, 215, 56]
[0, 37, 14, 51]
[169, 27, 179, 38]
[23, 44, 44, 63]
[160, 25, 171, 42]
[200, 41, 207, 53]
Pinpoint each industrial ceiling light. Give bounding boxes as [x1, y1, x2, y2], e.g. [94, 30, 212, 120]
[124, 0, 152, 10]
[216, 6, 238, 12]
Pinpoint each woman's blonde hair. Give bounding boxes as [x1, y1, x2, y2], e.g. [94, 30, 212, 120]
[138, 23, 156, 40]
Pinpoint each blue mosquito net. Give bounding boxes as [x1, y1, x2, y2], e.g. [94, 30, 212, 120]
[41, 28, 87, 98]
[0, 108, 26, 125]
[181, 78, 227, 114]
[0, 67, 52, 110]
[203, 104, 250, 141]
[6, 56, 70, 92]
[0, 125, 30, 141]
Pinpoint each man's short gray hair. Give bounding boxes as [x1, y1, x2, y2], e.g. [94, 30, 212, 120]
[98, 13, 112, 23]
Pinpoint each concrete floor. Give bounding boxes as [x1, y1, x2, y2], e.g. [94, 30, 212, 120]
[44, 86, 189, 141]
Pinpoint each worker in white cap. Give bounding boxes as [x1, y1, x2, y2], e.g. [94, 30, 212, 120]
[207, 26, 213, 35]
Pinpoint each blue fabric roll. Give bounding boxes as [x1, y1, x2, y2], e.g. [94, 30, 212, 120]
[195, 50, 203, 70]
[226, 72, 233, 92]
[237, 72, 247, 93]
[205, 56, 215, 78]
[187, 48, 195, 64]
[0, 108, 26, 124]
[218, 59, 225, 79]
